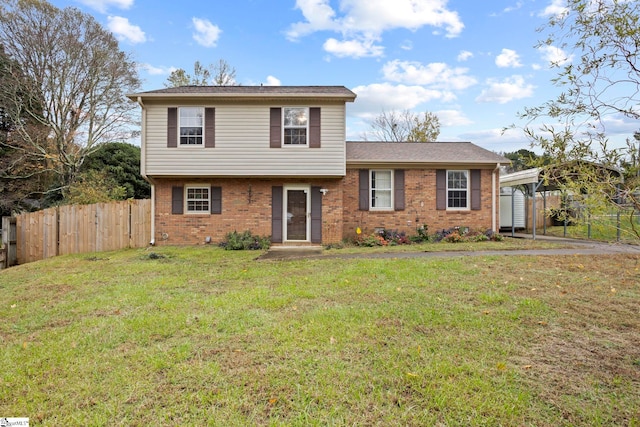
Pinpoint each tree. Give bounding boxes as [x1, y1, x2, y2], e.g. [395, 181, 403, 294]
[81, 142, 150, 199]
[365, 109, 440, 142]
[517, 0, 640, 238]
[0, 0, 141, 202]
[64, 169, 127, 205]
[165, 59, 237, 87]
[0, 44, 53, 215]
[501, 149, 539, 173]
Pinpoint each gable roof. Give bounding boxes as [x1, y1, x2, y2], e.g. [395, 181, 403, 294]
[128, 85, 357, 101]
[346, 141, 509, 167]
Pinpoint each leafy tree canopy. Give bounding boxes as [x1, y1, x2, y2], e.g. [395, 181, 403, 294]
[81, 142, 150, 200]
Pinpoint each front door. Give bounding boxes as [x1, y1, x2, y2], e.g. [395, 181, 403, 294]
[284, 186, 310, 242]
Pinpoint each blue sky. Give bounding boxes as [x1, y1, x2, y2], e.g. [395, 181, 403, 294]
[47, 0, 639, 153]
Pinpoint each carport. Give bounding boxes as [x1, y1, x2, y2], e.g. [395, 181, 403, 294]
[499, 163, 624, 240]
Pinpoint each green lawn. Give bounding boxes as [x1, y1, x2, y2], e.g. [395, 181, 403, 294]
[542, 210, 640, 243]
[1, 245, 639, 426]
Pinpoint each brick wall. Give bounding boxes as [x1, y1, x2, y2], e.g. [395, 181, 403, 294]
[342, 168, 499, 240]
[153, 178, 344, 245]
[152, 167, 499, 246]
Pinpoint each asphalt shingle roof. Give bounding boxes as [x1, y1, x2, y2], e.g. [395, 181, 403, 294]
[346, 141, 509, 165]
[128, 85, 356, 100]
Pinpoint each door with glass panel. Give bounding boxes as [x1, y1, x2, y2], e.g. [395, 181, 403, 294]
[284, 186, 310, 241]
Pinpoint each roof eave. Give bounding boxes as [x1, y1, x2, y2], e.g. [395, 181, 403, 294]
[347, 160, 509, 168]
[126, 92, 357, 102]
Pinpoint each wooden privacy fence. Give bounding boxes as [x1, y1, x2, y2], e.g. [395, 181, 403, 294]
[7, 199, 151, 265]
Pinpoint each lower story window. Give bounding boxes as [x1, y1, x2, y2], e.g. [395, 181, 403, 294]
[186, 186, 209, 213]
[447, 170, 468, 209]
[371, 170, 392, 210]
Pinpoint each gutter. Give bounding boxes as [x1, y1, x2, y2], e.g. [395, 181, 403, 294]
[136, 96, 156, 246]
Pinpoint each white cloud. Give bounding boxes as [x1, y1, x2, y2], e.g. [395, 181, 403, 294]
[265, 75, 282, 86]
[107, 16, 146, 44]
[75, 0, 133, 13]
[538, 45, 573, 66]
[349, 83, 452, 118]
[382, 60, 477, 90]
[436, 109, 473, 127]
[495, 48, 522, 68]
[192, 18, 221, 48]
[139, 63, 175, 75]
[287, 0, 464, 58]
[400, 40, 413, 51]
[503, 1, 524, 13]
[457, 50, 473, 62]
[457, 127, 532, 152]
[540, 0, 568, 17]
[323, 37, 384, 58]
[476, 75, 535, 104]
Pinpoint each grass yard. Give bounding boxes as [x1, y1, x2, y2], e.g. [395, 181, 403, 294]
[1, 245, 639, 426]
[542, 210, 640, 243]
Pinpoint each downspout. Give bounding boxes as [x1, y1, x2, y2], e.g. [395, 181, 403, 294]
[492, 163, 499, 232]
[137, 96, 156, 246]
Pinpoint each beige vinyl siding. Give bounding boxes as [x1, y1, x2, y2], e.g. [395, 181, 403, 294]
[143, 101, 347, 177]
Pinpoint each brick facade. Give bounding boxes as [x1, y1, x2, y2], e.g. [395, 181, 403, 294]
[153, 178, 344, 245]
[341, 168, 499, 241]
[152, 167, 499, 246]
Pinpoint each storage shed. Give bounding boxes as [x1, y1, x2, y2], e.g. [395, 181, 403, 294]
[500, 186, 526, 229]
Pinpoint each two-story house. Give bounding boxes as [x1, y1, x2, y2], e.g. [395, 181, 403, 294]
[128, 86, 508, 246]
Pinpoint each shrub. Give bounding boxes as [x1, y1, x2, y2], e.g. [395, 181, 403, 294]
[443, 230, 463, 243]
[220, 230, 271, 250]
[410, 224, 430, 243]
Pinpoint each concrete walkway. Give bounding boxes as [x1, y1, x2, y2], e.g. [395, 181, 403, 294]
[258, 234, 640, 261]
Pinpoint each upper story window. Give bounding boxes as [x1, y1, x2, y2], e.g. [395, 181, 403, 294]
[447, 170, 469, 209]
[370, 170, 393, 210]
[179, 107, 203, 145]
[185, 185, 210, 213]
[283, 107, 308, 145]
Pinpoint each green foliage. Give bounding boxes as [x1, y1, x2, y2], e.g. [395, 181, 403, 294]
[63, 170, 127, 205]
[501, 149, 549, 173]
[82, 142, 150, 199]
[354, 225, 500, 246]
[220, 230, 271, 250]
[516, 0, 640, 239]
[409, 224, 430, 243]
[407, 111, 441, 142]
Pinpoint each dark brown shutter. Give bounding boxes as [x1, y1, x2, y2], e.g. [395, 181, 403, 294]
[436, 169, 446, 210]
[270, 108, 281, 148]
[171, 186, 183, 214]
[394, 169, 405, 211]
[167, 108, 177, 147]
[211, 186, 222, 214]
[311, 186, 322, 243]
[204, 108, 215, 148]
[359, 169, 369, 211]
[309, 107, 321, 148]
[470, 169, 481, 210]
[271, 186, 283, 243]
